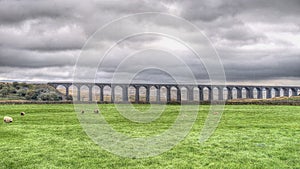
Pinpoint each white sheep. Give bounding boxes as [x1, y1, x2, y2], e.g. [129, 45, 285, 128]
[3, 116, 13, 123]
[94, 109, 99, 114]
[20, 112, 25, 116]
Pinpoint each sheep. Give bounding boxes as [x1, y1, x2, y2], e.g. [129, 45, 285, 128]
[20, 112, 25, 116]
[81, 110, 85, 114]
[94, 109, 99, 114]
[3, 116, 13, 123]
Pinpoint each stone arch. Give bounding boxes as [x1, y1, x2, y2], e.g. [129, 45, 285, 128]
[68, 85, 77, 100]
[114, 86, 123, 102]
[103, 85, 111, 102]
[193, 87, 199, 101]
[222, 87, 228, 100]
[79, 85, 89, 101]
[253, 88, 258, 99]
[263, 87, 269, 99]
[128, 86, 136, 102]
[212, 87, 219, 100]
[241, 87, 247, 99]
[139, 86, 147, 102]
[56, 85, 67, 96]
[202, 87, 210, 101]
[271, 88, 276, 98]
[180, 87, 188, 101]
[92, 85, 100, 101]
[279, 88, 284, 97]
[160, 86, 167, 102]
[232, 87, 237, 99]
[288, 88, 292, 97]
[149, 86, 157, 102]
[170, 86, 178, 102]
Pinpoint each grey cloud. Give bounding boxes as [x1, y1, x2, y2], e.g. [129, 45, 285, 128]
[221, 24, 265, 42]
[0, 0, 79, 24]
[0, 66, 74, 82]
[180, 0, 300, 23]
[222, 51, 300, 81]
[0, 0, 299, 85]
[0, 22, 86, 52]
[0, 48, 76, 68]
[179, 0, 239, 22]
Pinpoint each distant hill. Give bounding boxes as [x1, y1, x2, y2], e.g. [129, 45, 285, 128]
[0, 82, 66, 101]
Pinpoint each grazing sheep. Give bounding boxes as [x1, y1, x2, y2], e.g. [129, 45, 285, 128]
[94, 109, 99, 114]
[20, 112, 25, 116]
[3, 116, 13, 123]
[81, 110, 85, 114]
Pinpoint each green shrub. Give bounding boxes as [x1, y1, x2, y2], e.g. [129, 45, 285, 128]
[39, 92, 62, 101]
[66, 95, 73, 100]
[17, 89, 27, 97]
[25, 90, 39, 100]
[0, 87, 9, 97]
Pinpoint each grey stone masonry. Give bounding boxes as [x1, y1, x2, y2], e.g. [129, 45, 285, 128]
[48, 82, 300, 102]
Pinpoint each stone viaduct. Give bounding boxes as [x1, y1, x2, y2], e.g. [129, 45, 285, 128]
[48, 82, 300, 103]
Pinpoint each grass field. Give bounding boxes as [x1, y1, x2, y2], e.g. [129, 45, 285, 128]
[0, 104, 299, 169]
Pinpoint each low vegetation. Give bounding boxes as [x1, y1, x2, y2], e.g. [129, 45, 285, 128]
[0, 82, 64, 101]
[229, 96, 300, 102]
[0, 104, 299, 168]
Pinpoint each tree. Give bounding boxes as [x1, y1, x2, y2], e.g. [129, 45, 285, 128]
[66, 95, 73, 100]
[9, 86, 17, 94]
[39, 92, 62, 101]
[25, 90, 39, 100]
[12, 82, 19, 88]
[17, 89, 27, 97]
[0, 83, 4, 90]
[0, 87, 9, 97]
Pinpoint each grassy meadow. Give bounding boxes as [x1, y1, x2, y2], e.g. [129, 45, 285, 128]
[0, 104, 299, 169]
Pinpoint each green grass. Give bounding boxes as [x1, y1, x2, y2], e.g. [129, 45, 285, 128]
[0, 104, 299, 169]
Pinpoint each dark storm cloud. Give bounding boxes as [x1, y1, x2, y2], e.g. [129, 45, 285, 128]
[0, 0, 299, 85]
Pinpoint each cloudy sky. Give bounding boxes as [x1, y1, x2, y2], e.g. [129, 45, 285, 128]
[0, 0, 299, 86]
